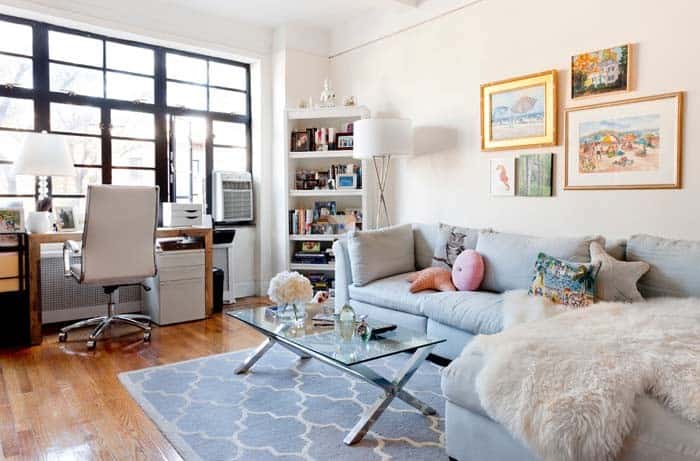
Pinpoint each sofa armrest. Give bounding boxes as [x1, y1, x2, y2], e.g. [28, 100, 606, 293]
[332, 238, 353, 312]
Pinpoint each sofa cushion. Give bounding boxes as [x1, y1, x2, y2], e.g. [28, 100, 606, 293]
[348, 273, 431, 316]
[421, 291, 503, 335]
[432, 223, 482, 269]
[413, 223, 439, 270]
[348, 224, 415, 286]
[475, 231, 603, 293]
[626, 234, 700, 298]
[441, 348, 487, 417]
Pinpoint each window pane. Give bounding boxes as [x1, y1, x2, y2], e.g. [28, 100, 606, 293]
[166, 53, 206, 83]
[0, 164, 34, 195]
[52, 197, 86, 226]
[213, 121, 246, 146]
[106, 72, 154, 103]
[0, 55, 33, 88]
[110, 110, 154, 139]
[209, 62, 246, 90]
[0, 130, 26, 162]
[63, 136, 101, 166]
[209, 88, 246, 115]
[49, 31, 103, 67]
[112, 169, 155, 186]
[106, 42, 154, 75]
[0, 197, 34, 217]
[50, 63, 103, 97]
[0, 21, 32, 56]
[167, 82, 206, 110]
[52, 167, 101, 195]
[213, 147, 247, 172]
[0, 97, 34, 130]
[112, 140, 155, 168]
[50, 103, 101, 135]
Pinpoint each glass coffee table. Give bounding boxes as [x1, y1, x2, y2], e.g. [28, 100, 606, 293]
[227, 306, 446, 445]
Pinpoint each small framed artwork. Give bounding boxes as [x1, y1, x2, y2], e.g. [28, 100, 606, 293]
[516, 153, 553, 197]
[336, 173, 357, 189]
[490, 158, 515, 196]
[565, 92, 683, 190]
[335, 132, 354, 150]
[55, 206, 77, 230]
[291, 131, 311, 152]
[571, 44, 631, 99]
[481, 70, 557, 151]
[0, 207, 24, 233]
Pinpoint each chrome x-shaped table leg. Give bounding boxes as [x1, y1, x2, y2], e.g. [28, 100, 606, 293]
[343, 344, 436, 445]
[235, 326, 311, 374]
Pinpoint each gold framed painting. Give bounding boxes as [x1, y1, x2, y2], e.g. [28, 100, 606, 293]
[481, 70, 557, 151]
[565, 92, 683, 190]
[571, 44, 632, 99]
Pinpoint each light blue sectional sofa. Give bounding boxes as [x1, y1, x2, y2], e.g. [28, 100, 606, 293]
[333, 224, 700, 461]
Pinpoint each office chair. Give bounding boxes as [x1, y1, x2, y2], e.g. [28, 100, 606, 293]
[58, 185, 159, 349]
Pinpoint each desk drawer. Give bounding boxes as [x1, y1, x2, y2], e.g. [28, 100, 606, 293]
[158, 278, 205, 325]
[0, 278, 19, 293]
[0, 253, 19, 278]
[159, 265, 204, 282]
[157, 249, 204, 268]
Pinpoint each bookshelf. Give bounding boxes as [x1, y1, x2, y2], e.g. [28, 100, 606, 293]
[285, 105, 370, 293]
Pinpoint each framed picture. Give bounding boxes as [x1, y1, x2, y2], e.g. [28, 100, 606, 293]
[335, 132, 353, 150]
[565, 92, 683, 190]
[336, 173, 357, 189]
[291, 131, 311, 152]
[55, 206, 77, 230]
[0, 207, 24, 233]
[481, 70, 557, 151]
[490, 158, 515, 196]
[571, 44, 631, 99]
[516, 153, 553, 197]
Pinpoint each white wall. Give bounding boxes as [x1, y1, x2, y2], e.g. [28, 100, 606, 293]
[329, 0, 700, 240]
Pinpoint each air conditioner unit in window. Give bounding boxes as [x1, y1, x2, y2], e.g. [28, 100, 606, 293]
[212, 171, 254, 223]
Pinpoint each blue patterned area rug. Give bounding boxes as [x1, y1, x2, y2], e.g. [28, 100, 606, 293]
[119, 347, 447, 461]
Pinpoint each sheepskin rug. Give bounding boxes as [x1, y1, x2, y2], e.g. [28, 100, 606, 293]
[458, 292, 700, 461]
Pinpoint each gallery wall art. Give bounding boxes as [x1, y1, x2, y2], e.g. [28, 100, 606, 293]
[565, 92, 683, 190]
[571, 44, 632, 99]
[481, 70, 557, 151]
[490, 158, 515, 196]
[517, 153, 553, 197]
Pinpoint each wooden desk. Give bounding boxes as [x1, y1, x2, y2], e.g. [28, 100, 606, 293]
[28, 226, 213, 345]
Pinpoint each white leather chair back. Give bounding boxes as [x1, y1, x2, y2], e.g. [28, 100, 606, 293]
[79, 185, 158, 285]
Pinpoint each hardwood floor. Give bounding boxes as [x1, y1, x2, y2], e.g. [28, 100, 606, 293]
[0, 297, 271, 461]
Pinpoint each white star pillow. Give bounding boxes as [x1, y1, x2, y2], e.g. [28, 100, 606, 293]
[590, 242, 650, 303]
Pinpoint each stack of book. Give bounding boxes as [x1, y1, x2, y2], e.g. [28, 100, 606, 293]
[289, 208, 314, 235]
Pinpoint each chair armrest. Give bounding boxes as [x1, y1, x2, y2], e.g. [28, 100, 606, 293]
[63, 240, 81, 277]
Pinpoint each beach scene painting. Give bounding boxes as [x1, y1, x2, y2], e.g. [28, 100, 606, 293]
[481, 70, 557, 151]
[490, 85, 546, 141]
[578, 114, 660, 174]
[572, 44, 630, 99]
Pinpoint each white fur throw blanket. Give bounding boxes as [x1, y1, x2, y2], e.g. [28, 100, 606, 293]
[459, 291, 700, 461]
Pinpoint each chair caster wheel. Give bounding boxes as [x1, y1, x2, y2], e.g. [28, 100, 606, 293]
[86, 339, 96, 349]
[143, 331, 151, 342]
[58, 332, 67, 342]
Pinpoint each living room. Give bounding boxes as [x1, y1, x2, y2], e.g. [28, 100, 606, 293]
[0, 0, 698, 460]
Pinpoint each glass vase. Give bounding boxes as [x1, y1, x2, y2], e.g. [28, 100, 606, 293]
[278, 303, 306, 326]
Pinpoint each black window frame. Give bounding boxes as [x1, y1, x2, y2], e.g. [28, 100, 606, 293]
[0, 13, 252, 218]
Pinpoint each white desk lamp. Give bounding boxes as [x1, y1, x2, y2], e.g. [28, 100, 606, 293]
[14, 131, 75, 233]
[353, 118, 413, 229]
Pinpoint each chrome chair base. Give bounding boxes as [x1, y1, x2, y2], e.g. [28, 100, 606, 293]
[58, 288, 151, 349]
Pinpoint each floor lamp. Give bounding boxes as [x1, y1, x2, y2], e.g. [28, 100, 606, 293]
[353, 119, 413, 229]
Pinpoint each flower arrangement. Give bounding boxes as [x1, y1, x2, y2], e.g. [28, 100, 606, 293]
[268, 271, 313, 324]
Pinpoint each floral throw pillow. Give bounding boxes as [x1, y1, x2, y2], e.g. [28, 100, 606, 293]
[529, 253, 599, 308]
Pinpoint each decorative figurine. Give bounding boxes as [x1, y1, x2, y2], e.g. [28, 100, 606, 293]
[319, 79, 336, 108]
[343, 96, 356, 107]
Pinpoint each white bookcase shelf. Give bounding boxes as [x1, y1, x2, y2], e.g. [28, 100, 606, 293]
[285, 105, 370, 279]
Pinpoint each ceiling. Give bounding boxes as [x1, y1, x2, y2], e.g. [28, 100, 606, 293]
[160, 0, 416, 29]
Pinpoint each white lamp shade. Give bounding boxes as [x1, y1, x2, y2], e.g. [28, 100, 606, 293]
[15, 132, 75, 176]
[353, 118, 413, 159]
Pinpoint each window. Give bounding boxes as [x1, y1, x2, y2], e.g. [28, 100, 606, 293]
[0, 14, 252, 219]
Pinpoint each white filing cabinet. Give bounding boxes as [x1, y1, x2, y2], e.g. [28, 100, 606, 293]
[143, 249, 205, 325]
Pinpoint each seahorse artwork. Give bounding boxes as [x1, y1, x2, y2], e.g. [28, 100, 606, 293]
[496, 164, 511, 191]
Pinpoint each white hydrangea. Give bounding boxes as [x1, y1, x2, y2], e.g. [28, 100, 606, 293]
[268, 271, 313, 306]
